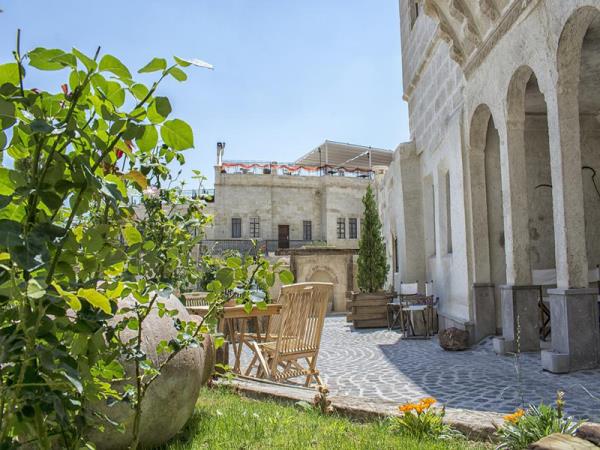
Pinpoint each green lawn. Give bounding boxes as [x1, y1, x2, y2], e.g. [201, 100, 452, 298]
[163, 387, 493, 450]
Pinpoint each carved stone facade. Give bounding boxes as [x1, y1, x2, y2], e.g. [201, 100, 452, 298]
[379, 0, 600, 372]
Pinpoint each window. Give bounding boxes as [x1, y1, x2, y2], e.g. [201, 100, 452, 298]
[337, 218, 346, 239]
[249, 217, 260, 238]
[303, 220, 312, 241]
[445, 172, 452, 253]
[410, 1, 420, 29]
[231, 218, 241, 238]
[349, 218, 358, 239]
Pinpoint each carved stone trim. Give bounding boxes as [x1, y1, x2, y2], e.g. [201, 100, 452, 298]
[464, 0, 538, 78]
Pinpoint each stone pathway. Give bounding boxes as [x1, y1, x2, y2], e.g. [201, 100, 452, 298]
[312, 316, 600, 420]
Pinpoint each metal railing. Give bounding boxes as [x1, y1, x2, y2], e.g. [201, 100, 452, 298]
[130, 188, 215, 206]
[198, 239, 327, 256]
[219, 161, 374, 179]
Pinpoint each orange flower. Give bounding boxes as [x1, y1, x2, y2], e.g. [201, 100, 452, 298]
[413, 404, 425, 414]
[503, 409, 525, 424]
[399, 403, 416, 413]
[420, 397, 437, 408]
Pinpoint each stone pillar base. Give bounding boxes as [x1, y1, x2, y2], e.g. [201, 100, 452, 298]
[541, 350, 570, 374]
[473, 283, 496, 342]
[500, 285, 540, 352]
[492, 336, 513, 355]
[543, 288, 600, 372]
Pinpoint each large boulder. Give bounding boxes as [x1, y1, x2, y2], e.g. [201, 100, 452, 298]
[88, 293, 210, 449]
[439, 327, 470, 351]
[576, 423, 600, 446]
[529, 433, 597, 449]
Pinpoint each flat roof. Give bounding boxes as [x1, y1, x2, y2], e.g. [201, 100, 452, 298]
[294, 140, 393, 170]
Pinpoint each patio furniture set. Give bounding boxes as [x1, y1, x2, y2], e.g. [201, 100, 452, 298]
[184, 282, 332, 387]
[386, 281, 439, 338]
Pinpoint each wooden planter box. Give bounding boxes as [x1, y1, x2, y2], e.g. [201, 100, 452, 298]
[347, 291, 395, 328]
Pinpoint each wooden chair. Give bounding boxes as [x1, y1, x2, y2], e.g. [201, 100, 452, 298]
[182, 292, 209, 307]
[247, 282, 332, 387]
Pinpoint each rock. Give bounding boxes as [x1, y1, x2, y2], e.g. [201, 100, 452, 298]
[529, 433, 597, 449]
[576, 423, 600, 446]
[88, 293, 208, 449]
[439, 327, 470, 351]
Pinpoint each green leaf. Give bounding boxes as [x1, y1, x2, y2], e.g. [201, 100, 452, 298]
[52, 282, 82, 311]
[130, 83, 149, 101]
[279, 269, 294, 285]
[0, 168, 20, 195]
[26, 279, 46, 299]
[215, 267, 234, 289]
[30, 119, 54, 134]
[122, 224, 143, 246]
[161, 119, 194, 150]
[78, 288, 111, 314]
[28, 48, 67, 70]
[167, 66, 187, 82]
[243, 302, 253, 314]
[147, 97, 172, 124]
[174, 56, 214, 70]
[0, 98, 16, 130]
[72, 47, 97, 71]
[123, 170, 148, 189]
[138, 57, 167, 73]
[101, 81, 125, 107]
[142, 241, 155, 251]
[0, 219, 21, 248]
[0, 63, 20, 85]
[99, 54, 132, 80]
[136, 125, 158, 151]
[226, 256, 242, 268]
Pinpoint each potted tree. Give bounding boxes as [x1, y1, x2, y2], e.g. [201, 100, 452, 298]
[349, 184, 393, 328]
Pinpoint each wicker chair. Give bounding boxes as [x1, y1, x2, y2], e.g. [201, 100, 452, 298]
[247, 282, 332, 387]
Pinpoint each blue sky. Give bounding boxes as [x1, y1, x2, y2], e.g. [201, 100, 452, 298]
[1, 1, 409, 188]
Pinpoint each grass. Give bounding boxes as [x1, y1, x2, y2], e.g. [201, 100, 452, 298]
[163, 387, 493, 450]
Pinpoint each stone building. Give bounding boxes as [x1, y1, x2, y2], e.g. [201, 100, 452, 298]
[204, 141, 393, 311]
[377, 0, 600, 372]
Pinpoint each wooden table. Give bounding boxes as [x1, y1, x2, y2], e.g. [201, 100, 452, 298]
[187, 304, 282, 374]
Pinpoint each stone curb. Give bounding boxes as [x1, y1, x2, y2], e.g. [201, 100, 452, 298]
[218, 376, 504, 441]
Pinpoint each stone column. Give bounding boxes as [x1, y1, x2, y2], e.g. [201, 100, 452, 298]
[541, 288, 599, 373]
[546, 85, 588, 289]
[540, 86, 598, 372]
[493, 285, 540, 354]
[472, 283, 496, 342]
[492, 118, 537, 353]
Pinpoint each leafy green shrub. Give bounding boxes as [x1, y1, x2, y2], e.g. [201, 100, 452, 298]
[357, 184, 388, 293]
[0, 29, 292, 449]
[391, 398, 461, 440]
[495, 392, 584, 450]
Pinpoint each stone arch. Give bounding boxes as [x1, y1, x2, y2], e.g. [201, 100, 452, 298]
[468, 103, 504, 284]
[557, 6, 600, 274]
[506, 66, 556, 274]
[468, 103, 505, 336]
[308, 265, 338, 311]
[550, 6, 600, 287]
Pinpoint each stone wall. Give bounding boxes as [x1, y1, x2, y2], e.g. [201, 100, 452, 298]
[207, 170, 367, 249]
[288, 248, 357, 312]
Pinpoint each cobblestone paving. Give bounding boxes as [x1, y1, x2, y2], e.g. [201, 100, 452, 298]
[312, 316, 600, 420]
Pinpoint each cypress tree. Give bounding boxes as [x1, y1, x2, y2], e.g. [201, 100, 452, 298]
[357, 184, 389, 293]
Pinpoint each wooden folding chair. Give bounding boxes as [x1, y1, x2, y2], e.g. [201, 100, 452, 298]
[247, 282, 332, 387]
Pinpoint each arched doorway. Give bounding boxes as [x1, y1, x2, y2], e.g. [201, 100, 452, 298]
[469, 104, 506, 339]
[542, 5, 600, 371]
[578, 13, 600, 271]
[309, 268, 336, 312]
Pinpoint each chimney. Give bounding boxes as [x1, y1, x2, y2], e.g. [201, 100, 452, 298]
[216, 142, 225, 166]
